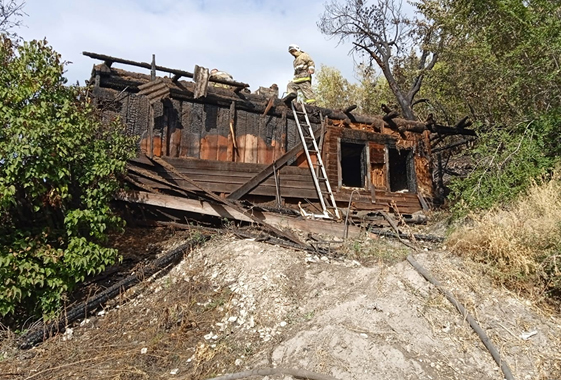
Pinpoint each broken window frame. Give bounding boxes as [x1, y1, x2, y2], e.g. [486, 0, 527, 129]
[338, 138, 418, 194]
[387, 146, 417, 193]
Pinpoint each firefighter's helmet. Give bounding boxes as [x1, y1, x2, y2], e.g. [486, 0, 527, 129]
[288, 44, 301, 52]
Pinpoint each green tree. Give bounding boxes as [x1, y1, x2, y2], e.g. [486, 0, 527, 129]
[416, 0, 561, 126]
[314, 64, 358, 110]
[315, 64, 394, 114]
[0, 36, 136, 319]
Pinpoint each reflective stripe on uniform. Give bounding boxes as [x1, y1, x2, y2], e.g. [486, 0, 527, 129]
[305, 99, 316, 103]
[293, 76, 311, 83]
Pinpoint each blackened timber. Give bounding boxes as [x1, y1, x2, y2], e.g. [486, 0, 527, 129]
[84, 51, 250, 89]
[93, 68, 441, 132]
[453, 116, 471, 129]
[432, 138, 476, 153]
[431, 124, 477, 136]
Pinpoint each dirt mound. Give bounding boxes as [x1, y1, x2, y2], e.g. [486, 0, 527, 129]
[1, 228, 560, 379]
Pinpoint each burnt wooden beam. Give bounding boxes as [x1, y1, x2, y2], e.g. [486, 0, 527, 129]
[93, 66, 474, 137]
[454, 116, 471, 129]
[343, 105, 357, 114]
[432, 138, 476, 153]
[431, 124, 477, 136]
[83, 51, 250, 89]
[227, 126, 326, 201]
[193, 65, 210, 99]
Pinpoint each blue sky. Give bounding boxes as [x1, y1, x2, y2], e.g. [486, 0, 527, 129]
[16, 0, 363, 93]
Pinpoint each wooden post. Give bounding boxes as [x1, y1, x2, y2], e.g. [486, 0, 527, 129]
[151, 54, 156, 81]
[148, 105, 154, 158]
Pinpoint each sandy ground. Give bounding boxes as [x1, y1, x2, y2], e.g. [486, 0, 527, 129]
[1, 227, 560, 379]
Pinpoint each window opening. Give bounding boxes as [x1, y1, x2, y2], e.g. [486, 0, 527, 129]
[340, 142, 365, 188]
[388, 148, 411, 192]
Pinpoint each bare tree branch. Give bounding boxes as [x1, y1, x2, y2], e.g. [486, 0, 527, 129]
[318, 0, 443, 121]
[0, 0, 25, 36]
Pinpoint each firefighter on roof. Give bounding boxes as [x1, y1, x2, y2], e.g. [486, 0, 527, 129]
[284, 44, 316, 104]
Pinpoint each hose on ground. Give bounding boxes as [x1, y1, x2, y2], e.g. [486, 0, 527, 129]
[378, 211, 515, 380]
[406, 254, 515, 380]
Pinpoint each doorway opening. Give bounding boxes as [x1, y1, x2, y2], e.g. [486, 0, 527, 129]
[340, 142, 366, 188]
[388, 148, 412, 192]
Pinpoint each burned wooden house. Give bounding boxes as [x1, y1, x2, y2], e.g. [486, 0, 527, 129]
[85, 52, 473, 232]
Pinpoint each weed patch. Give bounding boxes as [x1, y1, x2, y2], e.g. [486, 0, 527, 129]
[448, 177, 561, 302]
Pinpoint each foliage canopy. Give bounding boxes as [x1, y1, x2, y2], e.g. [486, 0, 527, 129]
[0, 36, 136, 319]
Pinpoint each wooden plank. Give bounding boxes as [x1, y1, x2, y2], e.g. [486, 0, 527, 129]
[227, 101, 237, 162]
[217, 106, 230, 161]
[168, 99, 181, 157]
[257, 115, 268, 164]
[116, 190, 368, 239]
[186, 133, 201, 159]
[193, 65, 210, 99]
[152, 157, 304, 245]
[179, 101, 191, 157]
[162, 100, 170, 156]
[236, 110, 247, 163]
[148, 106, 154, 158]
[201, 104, 218, 161]
[244, 134, 258, 164]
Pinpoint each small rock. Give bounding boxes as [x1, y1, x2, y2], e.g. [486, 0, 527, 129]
[170, 368, 179, 375]
[62, 328, 73, 341]
[140, 348, 148, 354]
[520, 330, 538, 340]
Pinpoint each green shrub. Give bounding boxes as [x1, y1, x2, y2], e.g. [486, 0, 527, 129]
[448, 111, 561, 215]
[0, 37, 136, 319]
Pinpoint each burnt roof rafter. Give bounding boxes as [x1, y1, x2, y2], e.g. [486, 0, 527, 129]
[83, 51, 250, 89]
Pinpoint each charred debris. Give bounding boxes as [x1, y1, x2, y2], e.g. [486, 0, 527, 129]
[84, 51, 476, 242]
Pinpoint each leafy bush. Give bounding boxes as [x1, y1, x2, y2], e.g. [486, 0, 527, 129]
[0, 37, 136, 319]
[448, 111, 561, 214]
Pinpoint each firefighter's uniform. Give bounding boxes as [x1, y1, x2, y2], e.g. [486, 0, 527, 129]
[286, 45, 316, 103]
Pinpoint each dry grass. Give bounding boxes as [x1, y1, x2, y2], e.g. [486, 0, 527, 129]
[448, 177, 561, 298]
[0, 230, 259, 380]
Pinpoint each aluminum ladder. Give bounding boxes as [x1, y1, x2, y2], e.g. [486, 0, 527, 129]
[290, 100, 340, 219]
